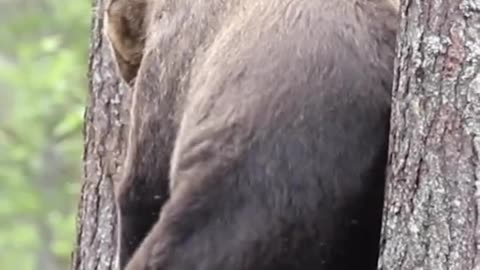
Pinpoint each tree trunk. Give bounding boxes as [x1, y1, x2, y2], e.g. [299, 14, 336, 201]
[379, 0, 480, 270]
[71, 0, 130, 269]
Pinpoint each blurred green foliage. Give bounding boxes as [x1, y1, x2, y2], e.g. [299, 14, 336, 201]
[0, 0, 90, 269]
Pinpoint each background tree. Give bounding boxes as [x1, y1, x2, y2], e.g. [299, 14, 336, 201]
[378, 0, 480, 269]
[0, 0, 89, 269]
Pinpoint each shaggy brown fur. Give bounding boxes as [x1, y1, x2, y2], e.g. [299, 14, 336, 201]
[104, 0, 398, 269]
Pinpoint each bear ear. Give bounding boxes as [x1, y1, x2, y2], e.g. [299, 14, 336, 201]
[103, 0, 146, 87]
[110, 44, 142, 87]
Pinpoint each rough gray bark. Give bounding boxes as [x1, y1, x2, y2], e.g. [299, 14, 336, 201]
[71, 0, 130, 269]
[378, 0, 480, 270]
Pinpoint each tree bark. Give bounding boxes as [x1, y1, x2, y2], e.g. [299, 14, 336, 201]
[71, 0, 130, 269]
[379, 0, 480, 270]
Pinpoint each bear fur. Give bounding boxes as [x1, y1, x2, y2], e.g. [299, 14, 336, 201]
[104, 0, 399, 269]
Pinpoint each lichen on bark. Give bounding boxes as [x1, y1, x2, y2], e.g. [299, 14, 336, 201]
[379, 0, 480, 269]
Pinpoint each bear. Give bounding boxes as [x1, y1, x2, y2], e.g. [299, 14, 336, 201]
[104, 0, 399, 269]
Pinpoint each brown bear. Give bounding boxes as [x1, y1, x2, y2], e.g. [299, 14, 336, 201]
[104, 0, 399, 269]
